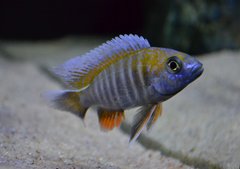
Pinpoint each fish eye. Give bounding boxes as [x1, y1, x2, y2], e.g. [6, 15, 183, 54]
[167, 56, 182, 73]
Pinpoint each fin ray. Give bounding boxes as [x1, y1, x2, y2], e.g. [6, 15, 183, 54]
[54, 34, 150, 89]
[147, 103, 162, 130]
[44, 90, 88, 119]
[98, 109, 125, 131]
[129, 105, 155, 144]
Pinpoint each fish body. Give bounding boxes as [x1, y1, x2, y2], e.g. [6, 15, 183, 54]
[47, 34, 203, 143]
[81, 48, 163, 110]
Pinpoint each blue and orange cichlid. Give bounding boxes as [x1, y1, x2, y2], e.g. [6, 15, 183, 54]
[47, 34, 203, 143]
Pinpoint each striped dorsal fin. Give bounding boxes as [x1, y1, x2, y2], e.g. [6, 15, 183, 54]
[54, 34, 150, 89]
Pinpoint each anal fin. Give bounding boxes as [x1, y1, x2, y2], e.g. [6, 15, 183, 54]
[98, 109, 125, 131]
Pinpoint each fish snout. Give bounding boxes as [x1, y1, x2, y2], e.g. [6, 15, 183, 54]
[191, 62, 204, 78]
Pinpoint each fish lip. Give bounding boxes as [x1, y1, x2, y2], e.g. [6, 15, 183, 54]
[192, 65, 204, 79]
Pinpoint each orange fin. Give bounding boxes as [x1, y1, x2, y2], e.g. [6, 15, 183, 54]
[147, 103, 162, 130]
[98, 109, 125, 131]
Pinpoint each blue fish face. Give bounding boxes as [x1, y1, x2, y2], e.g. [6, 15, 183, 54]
[152, 54, 203, 97]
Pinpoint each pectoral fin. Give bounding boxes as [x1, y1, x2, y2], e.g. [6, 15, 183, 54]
[98, 109, 125, 131]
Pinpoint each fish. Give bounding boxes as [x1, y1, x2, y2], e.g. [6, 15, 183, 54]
[46, 34, 203, 144]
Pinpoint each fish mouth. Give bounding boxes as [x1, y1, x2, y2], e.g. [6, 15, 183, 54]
[192, 64, 204, 79]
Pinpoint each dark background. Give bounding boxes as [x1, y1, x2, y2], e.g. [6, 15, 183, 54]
[0, 0, 239, 54]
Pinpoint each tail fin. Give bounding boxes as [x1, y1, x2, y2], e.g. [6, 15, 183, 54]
[44, 90, 88, 119]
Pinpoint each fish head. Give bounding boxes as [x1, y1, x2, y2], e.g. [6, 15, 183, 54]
[151, 48, 204, 97]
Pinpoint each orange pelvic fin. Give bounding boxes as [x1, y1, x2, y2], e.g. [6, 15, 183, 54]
[129, 103, 162, 144]
[129, 105, 154, 144]
[98, 109, 125, 131]
[147, 103, 162, 130]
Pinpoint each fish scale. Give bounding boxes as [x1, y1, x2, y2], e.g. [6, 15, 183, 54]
[84, 52, 150, 109]
[127, 56, 139, 102]
[103, 70, 113, 106]
[119, 58, 132, 106]
[46, 34, 203, 143]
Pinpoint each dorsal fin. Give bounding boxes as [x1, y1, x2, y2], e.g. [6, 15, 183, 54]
[54, 34, 150, 89]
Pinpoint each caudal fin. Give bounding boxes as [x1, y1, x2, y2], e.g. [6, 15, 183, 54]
[44, 90, 88, 119]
